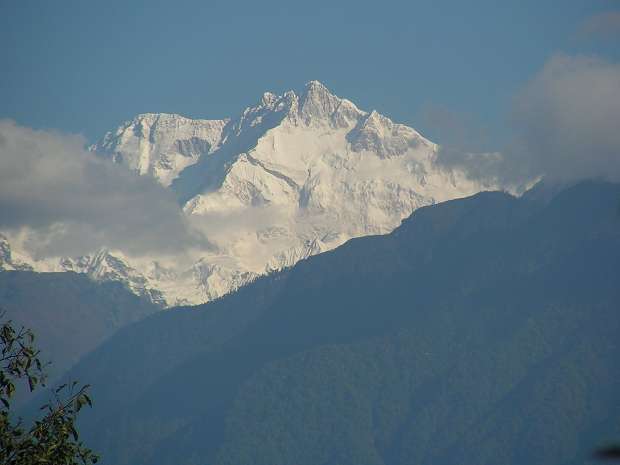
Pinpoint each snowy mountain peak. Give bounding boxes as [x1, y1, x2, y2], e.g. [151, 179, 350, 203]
[3, 82, 495, 307]
[293, 80, 363, 128]
[304, 79, 328, 90]
[347, 109, 429, 159]
[240, 81, 363, 131]
[92, 112, 228, 186]
[299, 79, 337, 105]
[0, 234, 32, 271]
[260, 91, 278, 106]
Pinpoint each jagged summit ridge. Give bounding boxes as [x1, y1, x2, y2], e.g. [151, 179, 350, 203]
[92, 112, 229, 186]
[295, 80, 363, 127]
[2, 82, 493, 306]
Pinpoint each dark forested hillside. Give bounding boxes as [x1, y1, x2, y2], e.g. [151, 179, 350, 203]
[58, 181, 620, 465]
[0, 271, 157, 380]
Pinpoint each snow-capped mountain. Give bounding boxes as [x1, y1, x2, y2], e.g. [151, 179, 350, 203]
[1, 81, 493, 306]
[92, 113, 229, 187]
[0, 234, 33, 272]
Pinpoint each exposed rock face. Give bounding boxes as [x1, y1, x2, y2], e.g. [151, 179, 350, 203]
[1, 81, 492, 306]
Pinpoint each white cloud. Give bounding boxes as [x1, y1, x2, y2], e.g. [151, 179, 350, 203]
[0, 120, 209, 258]
[435, 54, 620, 187]
[511, 54, 620, 183]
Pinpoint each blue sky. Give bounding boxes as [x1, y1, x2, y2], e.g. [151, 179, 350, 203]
[1, 0, 618, 143]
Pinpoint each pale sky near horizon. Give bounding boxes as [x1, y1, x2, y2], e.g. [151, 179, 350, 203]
[1, 0, 619, 145]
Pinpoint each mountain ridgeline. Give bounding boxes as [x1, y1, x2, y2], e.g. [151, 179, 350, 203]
[49, 180, 620, 465]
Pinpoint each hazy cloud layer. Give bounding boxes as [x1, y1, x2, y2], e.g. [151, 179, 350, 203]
[418, 105, 506, 188]
[0, 120, 208, 258]
[512, 54, 620, 183]
[435, 54, 620, 188]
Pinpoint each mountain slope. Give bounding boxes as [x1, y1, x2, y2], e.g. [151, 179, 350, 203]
[55, 181, 620, 465]
[0, 271, 157, 382]
[2, 81, 491, 306]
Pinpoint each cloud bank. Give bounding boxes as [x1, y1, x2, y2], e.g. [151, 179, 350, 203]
[0, 120, 208, 258]
[435, 54, 620, 188]
[512, 54, 620, 183]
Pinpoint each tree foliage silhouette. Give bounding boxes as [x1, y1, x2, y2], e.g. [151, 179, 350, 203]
[0, 311, 98, 464]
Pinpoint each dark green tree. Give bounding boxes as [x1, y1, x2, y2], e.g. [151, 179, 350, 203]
[0, 312, 98, 464]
